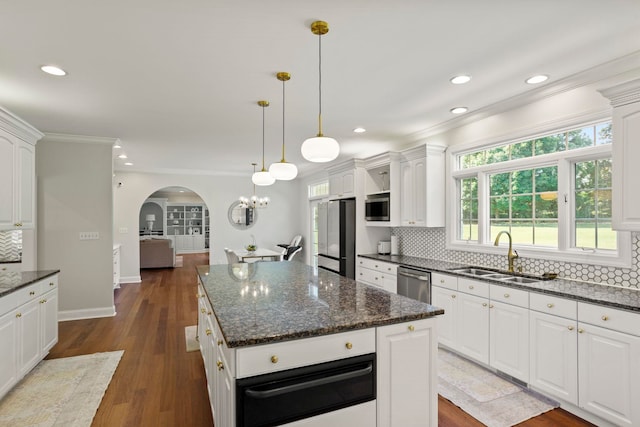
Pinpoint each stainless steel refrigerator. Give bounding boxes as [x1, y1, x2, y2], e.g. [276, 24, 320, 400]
[317, 199, 356, 278]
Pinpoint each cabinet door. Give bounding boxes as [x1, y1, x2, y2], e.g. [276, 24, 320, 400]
[342, 171, 354, 196]
[529, 310, 578, 404]
[412, 158, 426, 226]
[377, 319, 438, 427]
[17, 298, 41, 377]
[40, 289, 58, 354]
[400, 161, 413, 226]
[0, 310, 18, 398]
[456, 292, 489, 364]
[489, 300, 529, 382]
[0, 135, 16, 229]
[16, 142, 35, 228]
[612, 100, 640, 231]
[431, 286, 457, 349]
[578, 322, 640, 426]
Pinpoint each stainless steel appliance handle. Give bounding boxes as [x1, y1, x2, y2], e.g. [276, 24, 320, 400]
[244, 363, 373, 399]
[398, 269, 430, 281]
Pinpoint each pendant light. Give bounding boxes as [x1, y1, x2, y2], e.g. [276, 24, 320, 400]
[240, 163, 270, 208]
[252, 100, 276, 186]
[301, 20, 340, 163]
[269, 72, 298, 180]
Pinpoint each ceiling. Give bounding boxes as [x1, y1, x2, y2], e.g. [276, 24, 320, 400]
[2, 1, 640, 178]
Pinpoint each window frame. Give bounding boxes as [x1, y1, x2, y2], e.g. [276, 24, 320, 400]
[447, 131, 631, 268]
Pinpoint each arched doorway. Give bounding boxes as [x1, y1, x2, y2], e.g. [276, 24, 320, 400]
[139, 186, 210, 268]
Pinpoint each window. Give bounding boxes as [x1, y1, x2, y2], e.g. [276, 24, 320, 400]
[450, 121, 629, 266]
[308, 181, 329, 199]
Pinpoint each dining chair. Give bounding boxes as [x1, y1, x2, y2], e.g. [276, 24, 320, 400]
[283, 246, 302, 261]
[224, 248, 241, 264]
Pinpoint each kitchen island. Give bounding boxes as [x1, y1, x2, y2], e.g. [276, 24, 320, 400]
[196, 261, 443, 427]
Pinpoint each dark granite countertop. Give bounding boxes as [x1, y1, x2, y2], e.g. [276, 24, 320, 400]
[359, 254, 640, 312]
[196, 262, 443, 348]
[0, 270, 60, 298]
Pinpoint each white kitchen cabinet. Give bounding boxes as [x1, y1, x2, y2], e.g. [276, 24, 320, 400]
[377, 318, 438, 427]
[431, 284, 458, 349]
[488, 285, 529, 382]
[399, 144, 445, 227]
[456, 291, 490, 364]
[329, 170, 355, 199]
[577, 302, 640, 427]
[40, 287, 59, 354]
[599, 78, 640, 231]
[173, 234, 205, 254]
[113, 245, 121, 289]
[0, 134, 36, 230]
[17, 297, 41, 378]
[356, 257, 397, 293]
[0, 310, 18, 398]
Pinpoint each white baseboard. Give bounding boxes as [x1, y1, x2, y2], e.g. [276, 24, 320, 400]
[119, 275, 141, 284]
[58, 306, 116, 322]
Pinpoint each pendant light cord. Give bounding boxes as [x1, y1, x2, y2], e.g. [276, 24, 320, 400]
[261, 104, 266, 171]
[281, 78, 286, 161]
[317, 32, 323, 137]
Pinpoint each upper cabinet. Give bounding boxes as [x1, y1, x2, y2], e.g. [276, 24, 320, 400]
[600, 79, 640, 231]
[0, 108, 43, 230]
[327, 160, 363, 200]
[400, 144, 446, 227]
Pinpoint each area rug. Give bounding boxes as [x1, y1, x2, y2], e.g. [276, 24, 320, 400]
[185, 325, 199, 352]
[0, 350, 123, 427]
[438, 348, 558, 427]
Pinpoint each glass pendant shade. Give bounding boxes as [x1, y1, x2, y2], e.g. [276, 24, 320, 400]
[269, 161, 298, 180]
[252, 170, 275, 186]
[301, 135, 340, 163]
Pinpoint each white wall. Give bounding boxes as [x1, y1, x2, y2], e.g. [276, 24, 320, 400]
[113, 171, 302, 282]
[36, 135, 115, 320]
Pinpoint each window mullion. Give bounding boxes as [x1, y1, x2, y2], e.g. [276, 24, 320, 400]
[477, 171, 488, 244]
[557, 159, 570, 251]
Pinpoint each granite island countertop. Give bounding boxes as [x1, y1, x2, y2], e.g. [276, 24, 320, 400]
[0, 270, 60, 298]
[359, 253, 640, 312]
[196, 261, 443, 348]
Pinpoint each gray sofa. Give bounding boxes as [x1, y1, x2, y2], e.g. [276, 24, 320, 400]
[140, 238, 175, 268]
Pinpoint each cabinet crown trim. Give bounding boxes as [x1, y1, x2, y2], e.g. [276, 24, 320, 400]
[599, 78, 640, 107]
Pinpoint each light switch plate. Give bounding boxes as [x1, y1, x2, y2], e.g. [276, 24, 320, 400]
[79, 231, 100, 240]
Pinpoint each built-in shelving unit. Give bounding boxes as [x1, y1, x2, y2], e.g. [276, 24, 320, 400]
[166, 204, 205, 236]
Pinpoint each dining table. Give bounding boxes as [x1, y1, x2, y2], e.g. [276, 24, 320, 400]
[233, 248, 283, 262]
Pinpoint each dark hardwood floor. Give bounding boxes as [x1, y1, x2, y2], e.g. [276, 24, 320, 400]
[48, 253, 594, 426]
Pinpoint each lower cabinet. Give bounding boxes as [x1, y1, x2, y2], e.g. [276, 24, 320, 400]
[356, 257, 397, 293]
[376, 318, 438, 427]
[456, 292, 489, 364]
[0, 274, 59, 400]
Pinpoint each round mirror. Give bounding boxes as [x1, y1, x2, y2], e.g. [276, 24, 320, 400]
[228, 201, 257, 229]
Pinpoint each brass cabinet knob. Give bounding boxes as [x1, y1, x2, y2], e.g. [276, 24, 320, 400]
[271, 355, 279, 364]
[578, 328, 584, 334]
[451, 294, 456, 298]
[568, 326, 574, 331]
[489, 304, 494, 309]
[547, 303, 554, 308]
[345, 342, 353, 350]
[408, 325, 415, 332]
[359, 272, 363, 276]
[29, 291, 35, 296]
[482, 303, 487, 307]
[375, 264, 378, 268]
[388, 267, 392, 271]
[201, 308, 206, 313]
[504, 293, 510, 298]
[217, 339, 223, 346]
[49, 282, 55, 287]
[217, 361, 224, 371]
[469, 285, 474, 290]
[440, 279, 445, 283]
[207, 311, 212, 315]
[205, 329, 212, 336]
[601, 315, 609, 321]
[16, 313, 21, 318]
[375, 277, 379, 280]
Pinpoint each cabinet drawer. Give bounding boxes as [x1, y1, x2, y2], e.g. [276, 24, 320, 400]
[578, 302, 640, 337]
[14, 282, 41, 307]
[431, 272, 458, 291]
[236, 328, 376, 379]
[358, 267, 395, 289]
[214, 318, 236, 377]
[457, 278, 489, 298]
[40, 275, 58, 293]
[0, 291, 19, 315]
[490, 284, 529, 308]
[357, 257, 396, 274]
[530, 292, 577, 319]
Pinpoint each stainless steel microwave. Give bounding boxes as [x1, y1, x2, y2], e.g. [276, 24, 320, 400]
[365, 194, 390, 221]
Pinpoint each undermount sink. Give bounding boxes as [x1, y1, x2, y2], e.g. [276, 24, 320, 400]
[449, 267, 543, 284]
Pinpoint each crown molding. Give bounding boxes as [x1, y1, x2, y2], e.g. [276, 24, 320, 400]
[0, 105, 44, 143]
[43, 133, 120, 145]
[599, 78, 640, 107]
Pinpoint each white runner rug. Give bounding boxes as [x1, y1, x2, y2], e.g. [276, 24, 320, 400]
[438, 348, 558, 427]
[185, 325, 199, 352]
[0, 350, 123, 427]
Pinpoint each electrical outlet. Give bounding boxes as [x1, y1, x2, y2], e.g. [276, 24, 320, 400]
[79, 232, 100, 240]
[119, 227, 128, 234]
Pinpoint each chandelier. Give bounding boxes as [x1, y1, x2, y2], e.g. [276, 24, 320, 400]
[240, 163, 270, 209]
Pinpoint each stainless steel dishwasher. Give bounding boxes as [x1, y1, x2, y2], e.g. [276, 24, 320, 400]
[397, 266, 431, 304]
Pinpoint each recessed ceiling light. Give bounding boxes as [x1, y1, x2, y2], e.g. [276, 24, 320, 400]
[450, 75, 471, 84]
[450, 107, 468, 114]
[525, 74, 548, 84]
[40, 65, 67, 76]
[118, 154, 127, 159]
[353, 127, 366, 133]
[124, 162, 133, 166]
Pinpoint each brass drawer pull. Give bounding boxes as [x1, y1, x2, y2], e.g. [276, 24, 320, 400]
[547, 303, 554, 308]
[568, 326, 574, 331]
[30, 291, 36, 296]
[482, 303, 487, 307]
[408, 325, 415, 332]
[345, 342, 353, 350]
[217, 361, 224, 371]
[271, 355, 279, 364]
[504, 293, 510, 298]
[468, 285, 474, 290]
[205, 329, 212, 336]
[601, 315, 609, 321]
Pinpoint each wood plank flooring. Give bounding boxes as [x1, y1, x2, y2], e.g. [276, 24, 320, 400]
[47, 253, 594, 426]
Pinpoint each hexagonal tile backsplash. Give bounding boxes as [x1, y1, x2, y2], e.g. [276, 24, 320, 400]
[392, 227, 640, 289]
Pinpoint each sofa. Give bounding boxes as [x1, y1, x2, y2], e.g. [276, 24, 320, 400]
[140, 238, 175, 268]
